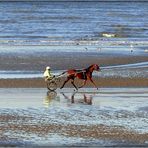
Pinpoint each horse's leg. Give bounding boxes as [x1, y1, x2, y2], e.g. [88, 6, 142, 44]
[71, 92, 75, 103]
[79, 80, 87, 88]
[89, 78, 98, 89]
[71, 79, 78, 90]
[84, 94, 87, 103]
[60, 77, 71, 89]
[71, 91, 77, 103]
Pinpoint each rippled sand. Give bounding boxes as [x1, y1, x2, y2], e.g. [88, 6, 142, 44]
[0, 88, 148, 146]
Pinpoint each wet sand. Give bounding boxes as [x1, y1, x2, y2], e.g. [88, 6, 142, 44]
[0, 51, 147, 87]
[0, 88, 148, 146]
[1, 121, 148, 147]
[0, 77, 148, 88]
[0, 48, 148, 147]
[0, 51, 148, 71]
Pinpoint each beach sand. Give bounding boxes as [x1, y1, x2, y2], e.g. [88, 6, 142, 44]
[0, 77, 148, 88]
[0, 50, 148, 147]
[1, 118, 148, 147]
[0, 51, 148, 71]
[0, 51, 148, 88]
[0, 88, 148, 146]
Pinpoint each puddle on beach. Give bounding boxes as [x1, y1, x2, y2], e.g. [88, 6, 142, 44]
[0, 88, 148, 146]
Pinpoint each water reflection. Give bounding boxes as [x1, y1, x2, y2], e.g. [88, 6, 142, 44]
[43, 90, 96, 108]
[61, 92, 93, 105]
[43, 90, 57, 108]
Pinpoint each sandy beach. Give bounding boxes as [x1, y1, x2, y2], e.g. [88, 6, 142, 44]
[0, 50, 148, 71]
[0, 51, 148, 88]
[0, 77, 148, 88]
[0, 43, 148, 147]
[1, 46, 148, 147]
[0, 88, 148, 146]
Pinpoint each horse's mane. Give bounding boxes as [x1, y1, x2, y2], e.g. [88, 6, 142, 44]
[86, 64, 95, 70]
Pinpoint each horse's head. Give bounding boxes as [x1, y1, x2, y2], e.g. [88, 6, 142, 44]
[92, 64, 101, 71]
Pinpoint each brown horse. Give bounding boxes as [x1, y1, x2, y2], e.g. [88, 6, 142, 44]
[60, 64, 100, 90]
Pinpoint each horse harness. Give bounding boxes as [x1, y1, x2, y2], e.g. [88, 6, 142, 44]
[78, 69, 89, 80]
[82, 71, 87, 80]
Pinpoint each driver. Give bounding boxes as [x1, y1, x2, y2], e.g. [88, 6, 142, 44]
[43, 66, 54, 82]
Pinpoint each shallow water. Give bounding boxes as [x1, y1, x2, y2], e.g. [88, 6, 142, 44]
[1, 88, 148, 128]
[0, 88, 148, 146]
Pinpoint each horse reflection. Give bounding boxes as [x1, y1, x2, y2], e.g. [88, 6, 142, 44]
[62, 92, 93, 105]
[43, 90, 57, 108]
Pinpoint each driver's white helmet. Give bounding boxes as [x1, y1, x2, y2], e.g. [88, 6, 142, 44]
[46, 66, 50, 70]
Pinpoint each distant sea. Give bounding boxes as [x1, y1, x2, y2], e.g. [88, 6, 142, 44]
[0, 1, 148, 45]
